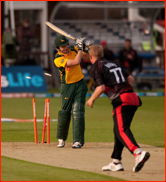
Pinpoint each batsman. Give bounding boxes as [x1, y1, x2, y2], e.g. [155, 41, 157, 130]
[54, 35, 91, 148]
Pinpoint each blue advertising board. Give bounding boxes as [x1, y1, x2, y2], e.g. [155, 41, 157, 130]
[1, 66, 48, 93]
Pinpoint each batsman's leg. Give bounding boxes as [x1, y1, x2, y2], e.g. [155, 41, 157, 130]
[57, 110, 71, 141]
[57, 83, 74, 147]
[72, 102, 85, 147]
[72, 79, 88, 148]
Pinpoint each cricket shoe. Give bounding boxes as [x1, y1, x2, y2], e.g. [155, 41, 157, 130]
[102, 162, 124, 171]
[72, 142, 82, 149]
[57, 139, 65, 148]
[133, 151, 150, 172]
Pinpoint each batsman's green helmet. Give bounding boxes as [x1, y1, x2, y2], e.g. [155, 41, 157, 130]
[54, 35, 69, 48]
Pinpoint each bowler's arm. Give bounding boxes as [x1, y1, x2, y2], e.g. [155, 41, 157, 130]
[82, 53, 90, 61]
[86, 84, 105, 108]
[127, 75, 134, 86]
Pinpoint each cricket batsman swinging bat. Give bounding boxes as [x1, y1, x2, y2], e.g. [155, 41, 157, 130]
[45, 21, 77, 41]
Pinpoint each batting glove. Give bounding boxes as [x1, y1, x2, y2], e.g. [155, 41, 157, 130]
[76, 36, 86, 50]
[83, 40, 92, 53]
[84, 40, 92, 47]
[83, 45, 89, 53]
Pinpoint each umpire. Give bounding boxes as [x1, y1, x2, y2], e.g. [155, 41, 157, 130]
[54, 35, 90, 148]
[86, 45, 150, 172]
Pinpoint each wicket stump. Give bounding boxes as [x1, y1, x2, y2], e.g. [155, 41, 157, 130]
[33, 98, 50, 143]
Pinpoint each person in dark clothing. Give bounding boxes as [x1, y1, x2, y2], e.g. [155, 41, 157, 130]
[100, 40, 115, 61]
[119, 39, 142, 75]
[16, 19, 36, 65]
[86, 45, 150, 172]
[17, 19, 34, 52]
